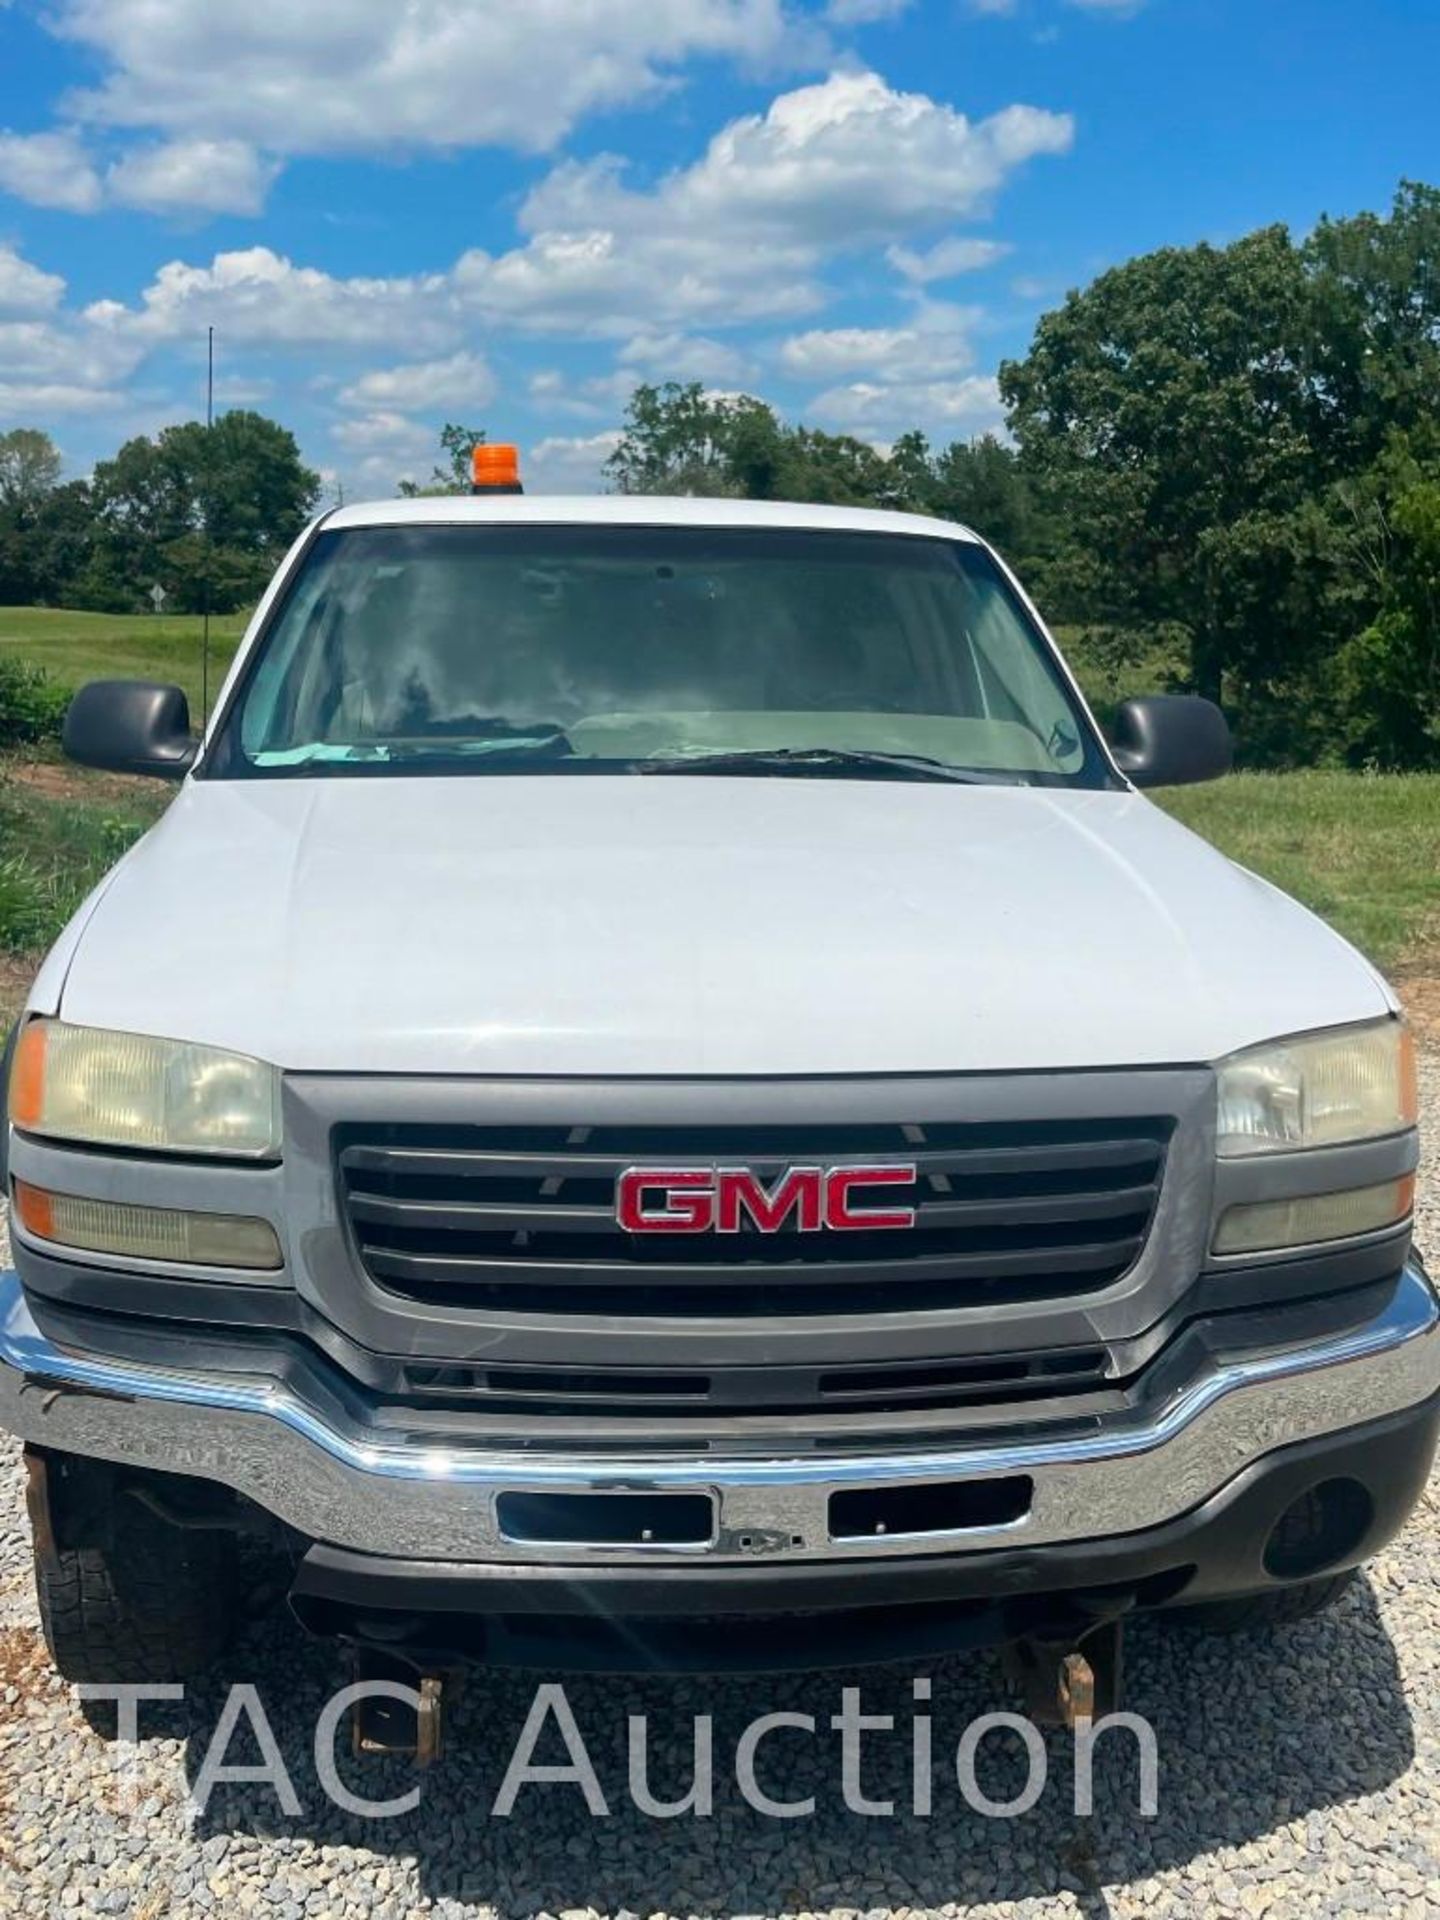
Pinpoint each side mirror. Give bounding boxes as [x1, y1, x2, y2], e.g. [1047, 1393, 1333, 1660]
[63, 681, 197, 782]
[1110, 695, 1232, 789]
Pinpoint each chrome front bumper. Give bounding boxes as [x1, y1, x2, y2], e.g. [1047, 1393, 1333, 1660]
[2, 1265, 1437, 1566]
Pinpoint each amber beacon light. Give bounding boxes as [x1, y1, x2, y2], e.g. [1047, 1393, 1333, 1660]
[471, 444, 523, 494]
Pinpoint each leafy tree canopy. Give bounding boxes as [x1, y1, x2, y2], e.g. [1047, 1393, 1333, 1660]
[0, 429, 62, 516]
[398, 423, 488, 497]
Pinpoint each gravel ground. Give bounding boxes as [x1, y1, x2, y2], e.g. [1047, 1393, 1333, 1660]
[0, 1062, 1436, 1920]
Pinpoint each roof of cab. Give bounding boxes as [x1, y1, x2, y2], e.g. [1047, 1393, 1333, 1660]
[322, 493, 982, 544]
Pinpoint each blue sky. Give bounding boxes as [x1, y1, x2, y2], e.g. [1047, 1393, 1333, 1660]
[1, 0, 1437, 498]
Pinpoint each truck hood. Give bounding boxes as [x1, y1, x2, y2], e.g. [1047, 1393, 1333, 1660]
[54, 776, 1390, 1076]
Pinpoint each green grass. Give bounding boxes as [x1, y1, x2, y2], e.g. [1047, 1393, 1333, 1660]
[0, 774, 165, 989]
[1160, 772, 1440, 973]
[0, 607, 246, 717]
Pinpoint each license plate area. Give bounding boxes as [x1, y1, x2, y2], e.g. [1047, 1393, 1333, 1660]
[497, 1490, 717, 1548]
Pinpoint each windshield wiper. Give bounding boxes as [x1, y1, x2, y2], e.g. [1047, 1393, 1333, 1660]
[633, 747, 1023, 785]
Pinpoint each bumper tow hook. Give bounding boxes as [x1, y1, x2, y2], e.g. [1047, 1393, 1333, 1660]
[350, 1651, 448, 1767]
[1004, 1617, 1125, 1728]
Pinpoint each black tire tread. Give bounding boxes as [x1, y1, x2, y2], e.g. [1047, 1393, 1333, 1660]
[35, 1502, 238, 1685]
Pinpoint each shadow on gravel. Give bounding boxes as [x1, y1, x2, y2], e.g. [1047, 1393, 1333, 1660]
[120, 1574, 1421, 1916]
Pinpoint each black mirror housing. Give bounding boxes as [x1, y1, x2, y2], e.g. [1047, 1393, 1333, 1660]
[1110, 695, 1232, 789]
[63, 681, 197, 782]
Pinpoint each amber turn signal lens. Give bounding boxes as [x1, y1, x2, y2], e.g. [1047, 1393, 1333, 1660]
[1213, 1174, 1415, 1256]
[8, 1021, 47, 1130]
[13, 1178, 283, 1270]
[472, 443, 522, 491]
[12, 1179, 54, 1240]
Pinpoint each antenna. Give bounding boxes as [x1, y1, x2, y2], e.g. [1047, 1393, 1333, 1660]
[201, 324, 214, 729]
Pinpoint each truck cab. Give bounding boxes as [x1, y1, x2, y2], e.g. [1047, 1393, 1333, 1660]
[1, 480, 1433, 1713]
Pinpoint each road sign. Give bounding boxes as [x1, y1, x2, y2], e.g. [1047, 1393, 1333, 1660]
[150, 584, 167, 613]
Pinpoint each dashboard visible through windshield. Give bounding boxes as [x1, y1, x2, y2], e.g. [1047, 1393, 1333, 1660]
[208, 523, 1113, 787]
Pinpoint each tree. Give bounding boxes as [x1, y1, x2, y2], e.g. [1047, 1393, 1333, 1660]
[1305, 182, 1440, 471]
[1000, 228, 1336, 704]
[607, 382, 915, 510]
[174, 411, 320, 557]
[22, 481, 94, 605]
[0, 430, 67, 603]
[85, 411, 319, 613]
[0, 429, 61, 516]
[1323, 440, 1440, 767]
[925, 434, 1045, 559]
[399, 423, 488, 496]
[607, 384, 765, 496]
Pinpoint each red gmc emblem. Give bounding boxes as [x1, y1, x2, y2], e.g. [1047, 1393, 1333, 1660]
[616, 1164, 918, 1234]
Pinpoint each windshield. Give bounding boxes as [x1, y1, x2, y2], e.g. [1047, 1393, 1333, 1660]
[210, 524, 1111, 786]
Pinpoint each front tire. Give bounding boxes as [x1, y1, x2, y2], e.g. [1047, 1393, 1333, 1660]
[35, 1498, 238, 1685]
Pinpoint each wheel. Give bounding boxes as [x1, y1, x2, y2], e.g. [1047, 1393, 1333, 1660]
[35, 1495, 239, 1685]
[1169, 1570, 1357, 1636]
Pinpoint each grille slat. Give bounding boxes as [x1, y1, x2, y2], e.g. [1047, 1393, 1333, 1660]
[348, 1193, 616, 1234]
[339, 1115, 1170, 1320]
[360, 1235, 1145, 1290]
[346, 1180, 1158, 1238]
[340, 1136, 1164, 1185]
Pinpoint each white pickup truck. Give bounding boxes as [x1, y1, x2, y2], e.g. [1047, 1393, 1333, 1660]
[1, 465, 1433, 1732]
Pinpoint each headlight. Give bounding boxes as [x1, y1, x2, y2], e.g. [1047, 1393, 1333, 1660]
[1216, 1018, 1416, 1158]
[8, 1019, 281, 1159]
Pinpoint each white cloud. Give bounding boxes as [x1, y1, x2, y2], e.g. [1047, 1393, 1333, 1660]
[781, 299, 977, 379]
[528, 431, 624, 495]
[825, 0, 912, 20]
[454, 225, 819, 337]
[87, 246, 458, 352]
[522, 73, 1073, 250]
[457, 72, 1071, 336]
[809, 371, 1004, 437]
[0, 285, 148, 421]
[0, 125, 272, 218]
[0, 315, 143, 394]
[619, 331, 757, 384]
[526, 367, 639, 420]
[53, 0, 803, 158]
[971, 0, 1148, 11]
[331, 408, 437, 494]
[782, 299, 998, 441]
[0, 128, 103, 211]
[781, 324, 953, 380]
[332, 409, 433, 457]
[0, 245, 67, 315]
[55, 73, 1071, 382]
[887, 235, 1010, 283]
[211, 374, 275, 406]
[338, 351, 495, 413]
[107, 138, 277, 215]
[0, 378, 128, 413]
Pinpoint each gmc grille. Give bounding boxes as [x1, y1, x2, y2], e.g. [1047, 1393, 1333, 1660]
[337, 1116, 1172, 1318]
